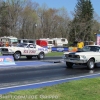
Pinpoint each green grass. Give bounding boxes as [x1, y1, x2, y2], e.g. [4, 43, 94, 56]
[0, 52, 63, 57]
[46, 52, 63, 57]
[1, 77, 100, 100]
[0, 52, 2, 56]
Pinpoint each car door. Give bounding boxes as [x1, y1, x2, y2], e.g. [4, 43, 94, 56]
[28, 44, 36, 55]
[22, 46, 29, 55]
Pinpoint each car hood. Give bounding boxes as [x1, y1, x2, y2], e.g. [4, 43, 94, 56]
[64, 51, 100, 55]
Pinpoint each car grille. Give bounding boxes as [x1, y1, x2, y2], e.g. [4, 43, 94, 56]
[65, 54, 80, 58]
[1, 48, 8, 52]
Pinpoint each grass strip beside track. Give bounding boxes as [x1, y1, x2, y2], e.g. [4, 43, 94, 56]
[1, 77, 100, 100]
[0, 52, 64, 57]
[46, 52, 63, 57]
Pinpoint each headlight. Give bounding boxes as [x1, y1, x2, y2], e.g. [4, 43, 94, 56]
[80, 55, 86, 59]
[8, 49, 13, 52]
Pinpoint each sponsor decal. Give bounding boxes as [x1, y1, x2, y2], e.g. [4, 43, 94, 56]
[5, 57, 13, 62]
[0, 56, 15, 65]
[57, 48, 64, 52]
[0, 58, 4, 62]
[38, 48, 48, 51]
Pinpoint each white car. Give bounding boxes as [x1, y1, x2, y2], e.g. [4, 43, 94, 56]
[63, 45, 100, 69]
[0, 43, 48, 60]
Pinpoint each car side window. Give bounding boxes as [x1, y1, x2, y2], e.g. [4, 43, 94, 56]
[95, 47, 100, 52]
[90, 47, 96, 51]
[29, 44, 34, 48]
[97, 47, 100, 52]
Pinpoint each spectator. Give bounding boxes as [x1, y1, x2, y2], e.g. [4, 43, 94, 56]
[5, 41, 9, 47]
[77, 40, 84, 50]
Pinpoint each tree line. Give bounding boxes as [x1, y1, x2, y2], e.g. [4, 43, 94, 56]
[0, 0, 100, 45]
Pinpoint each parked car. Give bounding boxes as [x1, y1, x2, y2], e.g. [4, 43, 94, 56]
[63, 45, 100, 70]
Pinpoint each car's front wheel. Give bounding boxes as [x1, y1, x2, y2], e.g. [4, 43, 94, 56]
[66, 62, 73, 69]
[87, 59, 95, 70]
[13, 51, 21, 60]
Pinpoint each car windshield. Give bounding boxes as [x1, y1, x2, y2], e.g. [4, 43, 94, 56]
[81, 46, 100, 52]
[17, 43, 28, 47]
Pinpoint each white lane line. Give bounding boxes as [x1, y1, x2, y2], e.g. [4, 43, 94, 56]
[0, 73, 100, 90]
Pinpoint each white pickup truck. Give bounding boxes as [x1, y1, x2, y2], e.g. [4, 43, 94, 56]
[63, 45, 100, 70]
[0, 43, 48, 60]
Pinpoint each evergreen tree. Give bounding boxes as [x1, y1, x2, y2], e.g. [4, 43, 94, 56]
[69, 0, 94, 43]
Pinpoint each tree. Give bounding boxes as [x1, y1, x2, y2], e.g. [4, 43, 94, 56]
[18, 0, 39, 39]
[0, 1, 9, 36]
[69, 0, 94, 43]
[37, 6, 70, 39]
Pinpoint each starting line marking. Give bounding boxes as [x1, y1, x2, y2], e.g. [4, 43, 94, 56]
[0, 61, 58, 68]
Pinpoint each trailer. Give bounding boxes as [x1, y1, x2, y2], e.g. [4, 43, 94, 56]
[40, 38, 68, 48]
[0, 36, 18, 47]
[52, 38, 68, 46]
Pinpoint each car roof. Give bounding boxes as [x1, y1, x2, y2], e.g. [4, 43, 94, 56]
[19, 43, 34, 45]
[85, 45, 100, 47]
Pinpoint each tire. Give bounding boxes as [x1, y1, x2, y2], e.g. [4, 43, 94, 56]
[26, 56, 33, 59]
[66, 62, 73, 69]
[37, 52, 45, 60]
[87, 59, 95, 70]
[13, 51, 21, 60]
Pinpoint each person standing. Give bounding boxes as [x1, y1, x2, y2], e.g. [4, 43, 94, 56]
[5, 41, 9, 47]
[77, 40, 84, 50]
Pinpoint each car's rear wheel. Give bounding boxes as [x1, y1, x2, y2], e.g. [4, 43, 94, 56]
[37, 52, 45, 60]
[87, 59, 95, 70]
[66, 62, 73, 68]
[14, 51, 21, 60]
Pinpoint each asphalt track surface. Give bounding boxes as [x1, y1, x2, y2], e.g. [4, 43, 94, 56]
[0, 56, 100, 94]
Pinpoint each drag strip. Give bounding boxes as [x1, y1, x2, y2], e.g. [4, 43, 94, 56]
[0, 72, 100, 94]
[0, 57, 100, 94]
